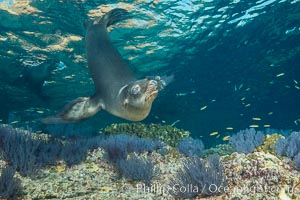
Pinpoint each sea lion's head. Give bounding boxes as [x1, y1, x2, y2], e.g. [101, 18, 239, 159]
[119, 79, 159, 121]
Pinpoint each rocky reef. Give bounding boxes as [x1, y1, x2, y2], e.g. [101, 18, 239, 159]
[223, 152, 299, 199]
[1, 124, 300, 199]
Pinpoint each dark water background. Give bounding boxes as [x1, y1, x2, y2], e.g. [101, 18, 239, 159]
[0, 0, 299, 147]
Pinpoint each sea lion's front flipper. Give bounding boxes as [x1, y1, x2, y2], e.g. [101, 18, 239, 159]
[41, 97, 102, 124]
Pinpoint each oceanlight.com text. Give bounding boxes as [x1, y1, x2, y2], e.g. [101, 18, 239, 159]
[135, 183, 295, 196]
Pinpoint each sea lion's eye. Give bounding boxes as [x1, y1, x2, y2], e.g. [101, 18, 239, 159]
[131, 85, 140, 95]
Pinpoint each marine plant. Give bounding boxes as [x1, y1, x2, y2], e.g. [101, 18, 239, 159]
[59, 136, 102, 166]
[100, 134, 164, 163]
[100, 134, 129, 163]
[117, 154, 154, 186]
[36, 139, 62, 166]
[273, 138, 287, 156]
[0, 125, 102, 176]
[274, 131, 300, 170]
[294, 153, 300, 170]
[0, 125, 45, 176]
[229, 128, 265, 154]
[60, 140, 89, 166]
[58, 137, 100, 166]
[168, 154, 226, 198]
[126, 136, 165, 154]
[176, 137, 205, 157]
[45, 123, 97, 138]
[0, 167, 22, 199]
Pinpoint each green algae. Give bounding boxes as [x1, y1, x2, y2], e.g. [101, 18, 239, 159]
[104, 123, 190, 147]
[204, 144, 235, 157]
[256, 134, 284, 154]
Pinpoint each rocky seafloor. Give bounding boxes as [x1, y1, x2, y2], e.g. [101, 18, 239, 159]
[0, 124, 299, 200]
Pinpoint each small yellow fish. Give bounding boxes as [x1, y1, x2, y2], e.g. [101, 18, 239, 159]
[36, 110, 44, 114]
[170, 119, 180, 127]
[176, 93, 187, 96]
[100, 186, 113, 193]
[210, 131, 219, 136]
[216, 134, 220, 138]
[223, 136, 230, 141]
[10, 121, 19, 124]
[252, 117, 261, 121]
[56, 165, 66, 173]
[182, 132, 190, 137]
[245, 103, 251, 107]
[86, 164, 99, 172]
[268, 112, 273, 115]
[200, 105, 207, 110]
[294, 119, 300, 125]
[295, 85, 300, 90]
[161, 120, 166, 123]
[263, 124, 271, 128]
[64, 75, 73, 79]
[276, 73, 285, 77]
[240, 97, 246, 101]
[226, 127, 234, 130]
[294, 79, 298, 84]
[238, 84, 243, 90]
[249, 124, 259, 128]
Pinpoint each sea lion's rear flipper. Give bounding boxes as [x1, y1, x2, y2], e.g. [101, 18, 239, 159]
[41, 97, 102, 124]
[97, 8, 130, 27]
[83, 8, 129, 30]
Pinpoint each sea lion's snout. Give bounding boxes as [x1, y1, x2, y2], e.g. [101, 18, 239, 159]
[146, 80, 159, 99]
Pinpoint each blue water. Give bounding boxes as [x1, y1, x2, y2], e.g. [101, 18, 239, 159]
[0, 0, 13, 5]
[0, 0, 299, 147]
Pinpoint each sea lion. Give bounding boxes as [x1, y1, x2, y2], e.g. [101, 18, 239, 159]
[41, 8, 169, 124]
